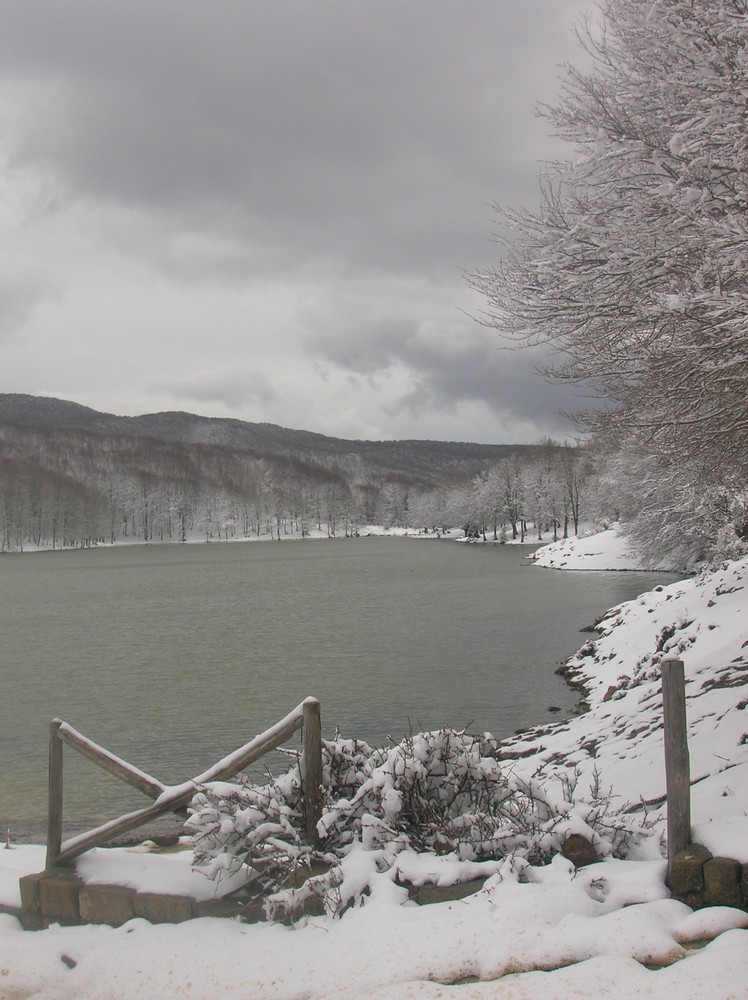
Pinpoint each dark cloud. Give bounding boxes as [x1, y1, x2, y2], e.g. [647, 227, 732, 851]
[1, 1, 582, 273]
[0, 0, 592, 443]
[301, 297, 580, 437]
[397, 346, 581, 433]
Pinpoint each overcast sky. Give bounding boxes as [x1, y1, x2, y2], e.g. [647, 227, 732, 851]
[1, 0, 593, 444]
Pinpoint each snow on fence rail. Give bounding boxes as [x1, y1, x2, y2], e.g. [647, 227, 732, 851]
[45, 697, 323, 869]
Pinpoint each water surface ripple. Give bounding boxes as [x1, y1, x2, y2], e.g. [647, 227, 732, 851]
[0, 537, 669, 831]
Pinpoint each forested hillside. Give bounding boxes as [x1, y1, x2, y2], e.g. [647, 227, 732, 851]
[0, 395, 587, 550]
[0, 394, 518, 480]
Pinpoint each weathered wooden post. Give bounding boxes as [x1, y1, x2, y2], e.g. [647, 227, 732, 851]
[46, 719, 64, 870]
[661, 657, 691, 886]
[302, 697, 323, 845]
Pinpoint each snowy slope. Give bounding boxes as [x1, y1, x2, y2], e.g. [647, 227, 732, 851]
[513, 540, 748, 861]
[530, 524, 647, 570]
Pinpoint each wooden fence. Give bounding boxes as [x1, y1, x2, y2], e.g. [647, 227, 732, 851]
[46, 697, 323, 870]
[661, 657, 691, 885]
[46, 665, 693, 879]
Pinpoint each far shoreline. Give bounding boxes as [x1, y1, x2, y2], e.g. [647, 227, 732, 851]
[1, 524, 545, 556]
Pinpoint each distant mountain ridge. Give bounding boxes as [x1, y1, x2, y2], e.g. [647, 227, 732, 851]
[0, 393, 526, 483]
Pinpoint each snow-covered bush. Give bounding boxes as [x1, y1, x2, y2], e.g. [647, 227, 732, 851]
[187, 729, 656, 920]
[316, 730, 560, 859]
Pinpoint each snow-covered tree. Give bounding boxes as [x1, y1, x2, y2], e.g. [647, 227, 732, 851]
[470, 0, 748, 564]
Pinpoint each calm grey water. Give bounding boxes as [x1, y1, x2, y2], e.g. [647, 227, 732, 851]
[0, 537, 668, 834]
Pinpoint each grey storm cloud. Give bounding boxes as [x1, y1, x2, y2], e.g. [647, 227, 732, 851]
[0, 0, 592, 444]
[2, 1, 578, 269]
[301, 301, 579, 434]
[399, 347, 583, 430]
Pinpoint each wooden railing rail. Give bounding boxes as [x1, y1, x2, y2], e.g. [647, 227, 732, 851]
[45, 667, 699, 881]
[55, 721, 168, 800]
[46, 697, 323, 869]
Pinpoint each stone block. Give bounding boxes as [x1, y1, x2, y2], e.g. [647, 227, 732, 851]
[197, 896, 269, 922]
[18, 871, 44, 930]
[192, 897, 247, 920]
[79, 884, 135, 926]
[299, 893, 325, 917]
[417, 878, 487, 906]
[704, 857, 742, 908]
[19, 872, 43, 916]
[274, 891, 326, 924]
[562, 834, 598, 868]
[670, 844, 712, 900]
[134, 892, 193, 923]
[38, 870, 82, 923]
[20, 910, 45, 931]
[281, 861, 330, 889]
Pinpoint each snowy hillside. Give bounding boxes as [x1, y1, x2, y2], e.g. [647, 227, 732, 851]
[515, 536, 748, 860]
[530, 524, 647, 570]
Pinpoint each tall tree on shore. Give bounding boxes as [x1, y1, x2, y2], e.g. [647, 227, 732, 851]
[470, 0, 748, 565]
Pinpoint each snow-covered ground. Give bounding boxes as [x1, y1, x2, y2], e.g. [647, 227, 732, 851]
[529, 523, 647, 569]
[2, 526, 748, 999]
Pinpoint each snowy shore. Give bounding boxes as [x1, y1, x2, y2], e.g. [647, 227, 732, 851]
[2, 526, 747, 999]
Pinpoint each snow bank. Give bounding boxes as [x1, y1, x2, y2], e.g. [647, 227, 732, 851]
[1, 849, 747, 999]
[503, 553, 748, 856]
[530, 524, 647, 570]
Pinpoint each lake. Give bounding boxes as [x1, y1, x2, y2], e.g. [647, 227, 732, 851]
[0, 536, 668, 839]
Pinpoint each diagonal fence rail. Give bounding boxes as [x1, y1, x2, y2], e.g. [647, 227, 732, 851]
[46, 669, 694, 881]
[46, 697, 323, 869]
